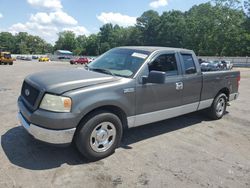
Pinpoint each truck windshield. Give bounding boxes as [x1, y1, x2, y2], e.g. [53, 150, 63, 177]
[3, 54, 11, 58]
[88, 48, 150, 78]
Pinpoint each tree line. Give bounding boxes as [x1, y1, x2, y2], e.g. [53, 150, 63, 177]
[1, 0, 250, 56]
[0, 32, 53, 54]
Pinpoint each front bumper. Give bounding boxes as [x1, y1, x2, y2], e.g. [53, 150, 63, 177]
[18, 112, 76, 145]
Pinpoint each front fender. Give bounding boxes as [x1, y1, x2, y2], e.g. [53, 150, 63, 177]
[66, 78, 136, 126]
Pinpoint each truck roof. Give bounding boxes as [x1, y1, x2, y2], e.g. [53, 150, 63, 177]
[117, 46, 193, 53]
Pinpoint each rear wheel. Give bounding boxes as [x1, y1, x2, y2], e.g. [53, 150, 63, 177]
[209, 93, 227, 120]
[75, 111, 123, 161]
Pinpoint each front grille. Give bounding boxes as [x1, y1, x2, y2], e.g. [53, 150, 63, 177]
[21, 81, 40, 106]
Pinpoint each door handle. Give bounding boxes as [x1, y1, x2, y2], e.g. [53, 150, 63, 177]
[176, 82, 183, 90]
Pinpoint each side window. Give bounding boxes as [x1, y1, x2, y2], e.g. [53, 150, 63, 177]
[181, 54, 197, 74]
[149, 54, 178, 76]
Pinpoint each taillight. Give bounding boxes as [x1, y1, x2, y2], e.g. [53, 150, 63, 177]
[237, 74, 240, 88]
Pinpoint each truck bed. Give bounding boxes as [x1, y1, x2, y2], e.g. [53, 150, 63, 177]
[201, 70, 240, 101]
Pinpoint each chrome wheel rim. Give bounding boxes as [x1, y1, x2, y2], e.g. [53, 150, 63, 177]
[216, 97, 225, 117]
[90, 122, 116, 153]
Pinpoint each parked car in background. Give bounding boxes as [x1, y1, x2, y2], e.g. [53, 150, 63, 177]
[201, 60, 223, 71]
[200, 61, 211, 71]
[39, 57, 50, 62]
[21, 56, 32, 61]
[32, 55, 39, 59]
[210, 60, 223, 69]
[198, 58, 206, 64]
[221, 60, 233, 70]
[70, 57, 89, 65]
[58, 56, 71, 60]
[20, 56, 26, 60]
[88, 57, 95, 63]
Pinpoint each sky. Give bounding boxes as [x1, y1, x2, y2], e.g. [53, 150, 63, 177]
[0, 0, 209, 43]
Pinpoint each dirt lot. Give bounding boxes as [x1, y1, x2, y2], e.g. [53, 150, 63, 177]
[0, 61, 250, 188]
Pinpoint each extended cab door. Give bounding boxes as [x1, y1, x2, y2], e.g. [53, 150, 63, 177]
[133, 52, 183, 127]
[178, 52, 202, 109]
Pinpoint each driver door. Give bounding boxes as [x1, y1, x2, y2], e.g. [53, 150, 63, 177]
[134, 52, 183, 127]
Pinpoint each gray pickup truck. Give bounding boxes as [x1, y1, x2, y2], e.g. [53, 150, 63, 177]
[18, 46, 240, 160]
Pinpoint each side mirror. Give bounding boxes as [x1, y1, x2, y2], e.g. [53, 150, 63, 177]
[142, 71, 166, 84]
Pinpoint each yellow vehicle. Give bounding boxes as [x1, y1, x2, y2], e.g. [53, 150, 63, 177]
[39, 57, 50, 62]
[0, 52, 14, 65]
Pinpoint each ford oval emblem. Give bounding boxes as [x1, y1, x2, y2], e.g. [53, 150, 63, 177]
[25, 89, 30, 96]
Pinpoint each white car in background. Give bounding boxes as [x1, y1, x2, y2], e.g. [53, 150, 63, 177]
[87, 57, 95, 63]
[225, 61, 233, 70]
[221, 60, 233, 70]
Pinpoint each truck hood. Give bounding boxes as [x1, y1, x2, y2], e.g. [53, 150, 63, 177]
[25, 68, 119, 94]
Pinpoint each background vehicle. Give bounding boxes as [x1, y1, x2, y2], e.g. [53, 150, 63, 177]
[200, 61, 211, 71]
[21, 56, 32, 61]
[19, 56, 32, 61]
[58, 56, 71, 60]
[88, 57, 95, 63]
[70, 57, 89, 65]
[201, 60, 222, 71]
[32, 55, 39, 59]
[0, 51, 14, 65]
[211, 60, 223, 69]
[39, 57, 50, 62]
[221, 60, 233, 70]
[18, 46, 240, 161]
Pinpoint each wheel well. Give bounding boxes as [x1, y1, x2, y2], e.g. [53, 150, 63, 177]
[217, 88, 230, 100]
[79, 105, 128, 130]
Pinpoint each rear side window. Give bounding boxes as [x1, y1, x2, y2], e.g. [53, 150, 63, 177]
[181, 54, 197, 74]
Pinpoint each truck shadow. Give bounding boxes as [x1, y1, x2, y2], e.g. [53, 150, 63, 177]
[121, 111, 218, 148]
[1, 111, 219, 170]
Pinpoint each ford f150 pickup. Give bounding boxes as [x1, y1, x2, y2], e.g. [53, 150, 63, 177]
[18, 46, 240, 160]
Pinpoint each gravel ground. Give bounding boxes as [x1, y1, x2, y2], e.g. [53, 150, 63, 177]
[0, 61, 249, 188]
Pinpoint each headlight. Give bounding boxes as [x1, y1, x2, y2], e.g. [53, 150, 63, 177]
[40, 94, 72, 112]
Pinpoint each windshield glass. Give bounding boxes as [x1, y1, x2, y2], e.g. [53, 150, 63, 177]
[3, 53, 11, 58]
[88, 48, 150, 78]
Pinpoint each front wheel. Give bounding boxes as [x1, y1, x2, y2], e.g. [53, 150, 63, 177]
[75, 111, 123, 161]
[209, 93, 227, 120]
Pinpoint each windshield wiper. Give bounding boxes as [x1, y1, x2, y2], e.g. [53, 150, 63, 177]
[89, 67, 115, 77]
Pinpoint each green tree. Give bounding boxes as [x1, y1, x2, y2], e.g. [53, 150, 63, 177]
[75, 35, 88, 55]
[136, 10, 161, 45]
[157, 10, 186, 48]
[85, 34, 100, 55]
[0, 32, 15, 52]
[54, 31, 77, 52]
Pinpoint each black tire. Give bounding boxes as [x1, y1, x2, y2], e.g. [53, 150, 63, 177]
[208, 93, 227, 120]
[9, 62, 13, 65]
[75, 111, 123, 161]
